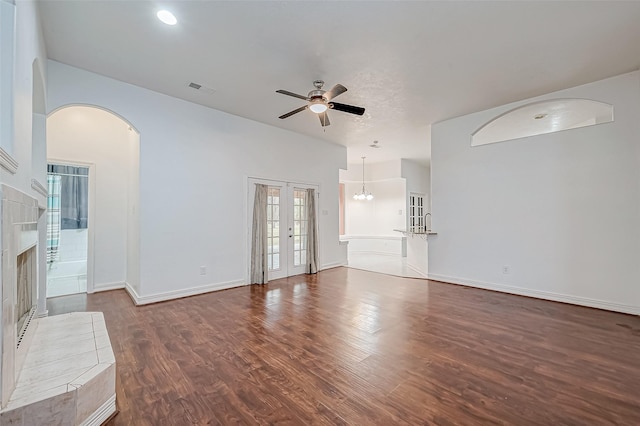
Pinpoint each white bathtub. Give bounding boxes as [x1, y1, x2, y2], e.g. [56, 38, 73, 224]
[47, 259, 87, 279]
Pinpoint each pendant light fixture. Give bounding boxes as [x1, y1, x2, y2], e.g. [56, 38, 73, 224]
[353, 156, 374, 201]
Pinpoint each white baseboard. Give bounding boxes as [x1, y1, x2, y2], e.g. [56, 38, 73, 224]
[124, 279, 246, 306]
[124, 281, 141, 304]
[80, 394, 116, 426]
[348, 250, 402, 257]
[91, 282, 126, 293]
[320, 261, 346, 270]
[405, 262, 428, 278]
[427, 273, 640, 315]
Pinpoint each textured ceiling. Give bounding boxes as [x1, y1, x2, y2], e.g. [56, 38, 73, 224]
[37, 1, 640, 166]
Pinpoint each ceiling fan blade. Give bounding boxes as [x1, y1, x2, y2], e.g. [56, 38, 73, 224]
[318, 111, 330, 127]
[276, 89, 310, 101]
[329, 102, 365, 116]
[323, 84, 347, 101]
[279, 105, 308, 119]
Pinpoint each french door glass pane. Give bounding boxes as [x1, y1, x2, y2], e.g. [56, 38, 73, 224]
[293, 189, 308, 267]
[267, 187, 281, 271]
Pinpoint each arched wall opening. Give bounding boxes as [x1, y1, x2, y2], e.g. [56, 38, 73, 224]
[471, 98, 614, 147]
[46, 105, 140, 297]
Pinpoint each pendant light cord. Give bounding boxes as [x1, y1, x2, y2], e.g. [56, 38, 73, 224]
[362, 156, 366, 193]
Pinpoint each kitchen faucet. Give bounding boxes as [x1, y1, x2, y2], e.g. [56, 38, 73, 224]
[424, 212, 431, 232]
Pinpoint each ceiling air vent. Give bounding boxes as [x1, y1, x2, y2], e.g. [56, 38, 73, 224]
[186, 82, 215, 95]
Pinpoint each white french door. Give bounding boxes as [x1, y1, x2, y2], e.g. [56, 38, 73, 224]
[248, 179, 318, 281]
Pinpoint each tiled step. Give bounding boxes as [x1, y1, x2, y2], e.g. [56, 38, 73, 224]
[0, 312, 116, 425]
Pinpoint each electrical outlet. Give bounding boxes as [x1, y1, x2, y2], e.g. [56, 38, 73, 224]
[502, 265, 510, 274]
[200, 266, 207, 275]
[398, 209, 403, 215]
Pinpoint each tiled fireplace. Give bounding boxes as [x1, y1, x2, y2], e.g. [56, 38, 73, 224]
[0, 185, 116, 424]
[1, 185, 39, 407]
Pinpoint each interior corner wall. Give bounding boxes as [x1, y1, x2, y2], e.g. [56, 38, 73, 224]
[46, 60, 346, 302]
[126, 130, 140, 295]
[47, 106, 131, 290]
[401, 158, 430, 208]
[401, 159, 430, 276]
[429, 71, 640, 315]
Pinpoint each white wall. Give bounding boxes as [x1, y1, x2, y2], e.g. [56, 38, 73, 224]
[47, 106, 134, 290]
[126, 127, 140, 294]
[342, 160, 406, 239]
[341, 159, 402, 182]
[0, 0, 15, 158]
[342, 159, 406, 257]
[0, 0, 48, 406]
[344, 180, 406, 237]
[31, 59, 47, 190]
[2, 1, 48, 198]
[47, 60, 346, 303]
[430, 71, 640, 314]
[401, 158, 430, 211]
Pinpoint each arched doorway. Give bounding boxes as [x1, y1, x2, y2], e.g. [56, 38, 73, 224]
[45, 105, 140, 298]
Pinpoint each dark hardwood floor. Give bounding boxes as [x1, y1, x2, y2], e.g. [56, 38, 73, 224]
[50, 267, 640, 425]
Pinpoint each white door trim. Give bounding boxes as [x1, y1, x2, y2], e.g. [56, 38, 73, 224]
[47, 159, 96, 294]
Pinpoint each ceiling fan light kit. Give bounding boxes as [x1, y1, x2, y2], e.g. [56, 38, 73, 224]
[309, 101, 327, 113]
[276, 80, 365, 127]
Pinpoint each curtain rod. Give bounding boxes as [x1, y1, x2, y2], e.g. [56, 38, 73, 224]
[47, 172, 89, 178]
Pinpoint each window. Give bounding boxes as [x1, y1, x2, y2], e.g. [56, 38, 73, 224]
[47, 164, 89, 229]
[409, 193, 426, 232]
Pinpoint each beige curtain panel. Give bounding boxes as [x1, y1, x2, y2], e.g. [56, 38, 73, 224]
[306, 188, 319, 274]
[250, 184, 269, 284]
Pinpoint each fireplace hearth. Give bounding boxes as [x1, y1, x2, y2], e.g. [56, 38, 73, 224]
[1, 185, 116, 425]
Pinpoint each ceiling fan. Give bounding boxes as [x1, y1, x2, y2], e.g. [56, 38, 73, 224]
[276, 80, 365, 127]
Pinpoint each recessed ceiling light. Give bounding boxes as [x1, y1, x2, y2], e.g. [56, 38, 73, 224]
[157, 10, 177, 26]
[534, 113, 547, 120]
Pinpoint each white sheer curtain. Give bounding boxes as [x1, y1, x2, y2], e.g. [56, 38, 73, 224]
[251, 184, 269, 284]
[306, 188, 319, 274]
